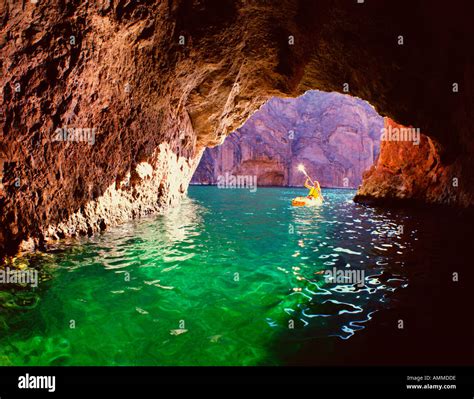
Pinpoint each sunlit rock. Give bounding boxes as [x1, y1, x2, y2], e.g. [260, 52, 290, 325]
[192, 91, 383, 188]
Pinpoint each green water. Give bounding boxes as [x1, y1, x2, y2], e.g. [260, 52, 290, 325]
[0, 187, 411, 366]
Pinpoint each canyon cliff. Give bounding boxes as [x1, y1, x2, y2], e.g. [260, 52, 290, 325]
[354, 118, 469, 206]
[191, 91, 383, 188]
[1, 0, 473, 256]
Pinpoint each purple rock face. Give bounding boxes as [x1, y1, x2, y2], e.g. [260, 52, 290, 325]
[192, 91, 383, 188]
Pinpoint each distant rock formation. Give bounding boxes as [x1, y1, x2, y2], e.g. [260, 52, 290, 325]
[192, 91, 383, 188]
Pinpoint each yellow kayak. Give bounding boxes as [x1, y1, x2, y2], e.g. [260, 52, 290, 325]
[291, 196, 323, 207]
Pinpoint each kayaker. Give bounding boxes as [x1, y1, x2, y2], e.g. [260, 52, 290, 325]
[304, 178, 322, 200]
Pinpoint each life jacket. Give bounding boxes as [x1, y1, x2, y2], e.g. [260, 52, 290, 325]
[308, 186, 319, 198]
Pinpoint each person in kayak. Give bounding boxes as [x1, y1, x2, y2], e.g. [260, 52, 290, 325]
[304, 178, 323, 201]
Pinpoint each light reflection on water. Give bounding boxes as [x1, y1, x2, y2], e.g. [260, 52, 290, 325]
[0, 187, 413, 365]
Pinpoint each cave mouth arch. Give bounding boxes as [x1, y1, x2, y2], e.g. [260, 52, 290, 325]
[1, 0, 471, 260]
[191, 90, 383, 191]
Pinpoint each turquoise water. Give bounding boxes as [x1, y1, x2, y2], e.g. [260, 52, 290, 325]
[0, 187, 413, 366]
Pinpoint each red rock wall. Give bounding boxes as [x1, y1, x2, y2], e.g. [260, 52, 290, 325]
[354, 118, 471, 207]
[192, 91, 383, 188]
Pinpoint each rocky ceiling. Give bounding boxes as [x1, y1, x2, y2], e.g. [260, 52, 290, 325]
[0, 0, 473, 256]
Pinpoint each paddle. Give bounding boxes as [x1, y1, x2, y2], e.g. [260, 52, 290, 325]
[298, 164, 315, 185]
[297, 164, 324, 201]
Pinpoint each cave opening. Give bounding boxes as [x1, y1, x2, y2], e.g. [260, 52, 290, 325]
[191, 90, 383, 192]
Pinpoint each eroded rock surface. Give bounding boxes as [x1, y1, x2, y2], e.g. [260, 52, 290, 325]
[354, 118, 471, 206]
[192, 91, 383, 188]
[1, 0, 473, 255]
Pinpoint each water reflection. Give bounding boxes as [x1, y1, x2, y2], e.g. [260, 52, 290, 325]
[0, 188, 418, 365]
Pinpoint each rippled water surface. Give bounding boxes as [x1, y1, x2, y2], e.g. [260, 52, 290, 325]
[1, 187, 472, 365]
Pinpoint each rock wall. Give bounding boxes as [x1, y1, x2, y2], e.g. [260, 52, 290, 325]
[354, 118, 471, 207]
[192, 91, 383, 188]
[1, 0, 473, 256]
